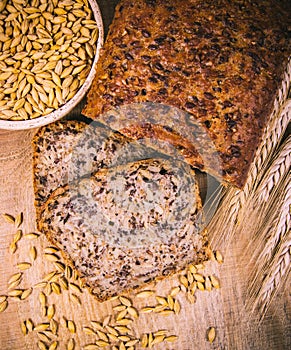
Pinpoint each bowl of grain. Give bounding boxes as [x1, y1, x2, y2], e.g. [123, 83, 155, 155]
[0, 0, 104, 130]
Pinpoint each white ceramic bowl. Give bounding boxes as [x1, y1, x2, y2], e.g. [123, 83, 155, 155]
[0, 0, 104, 131]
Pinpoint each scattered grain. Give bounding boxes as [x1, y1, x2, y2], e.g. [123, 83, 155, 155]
[21, 288, 33, 300]
[47, 305, 55, 320]
[170, 286, 180, 297]
[37, 340, 47, 350]
[207, 327, 216, 343]
[8, 272, 22, 285]
[49, 341, 58, 350]
[165, 335, 178, 342]
[84, 345, 99, 350]
[141, 334, 148, 348]
[50, 319, 58, 335]
[215, 250, 224, 264]
[13, 229, 23, 243]
[96, 340, 109, 347]
[151, 335, 165, 345]
[116, 309, 127, 321]
[15, 212, 23, 227]
[26, 318, 34, 332]
[51, 282, 61, 295]
[67, 320, 76, 333]
[0, 300, 8, 312]
[156, 296, 168, 306]
[21, 320, 28, 335]
[2, 213, 15, 224]
[119, 296, 132, 307]
[8, 289, 23, 297]
[83, 327, 97, 335]
[34, 323, 50, 331]
[24, 232, 40, 240]
[38, 332, 51, 343]
[140, 307, 154, 313]
[29, 246, 37, 261]
[127, 306, 138, 318]
[67, 338, 75, 350]
[69, 282, 82, 294]
[97, 330, 109, 342]
[70, 293, 81, 305]
[210, 275, 220, 289]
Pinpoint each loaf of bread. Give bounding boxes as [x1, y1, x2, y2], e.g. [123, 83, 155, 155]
[82, 0, 291, 188]
[38, 158, 208, 301]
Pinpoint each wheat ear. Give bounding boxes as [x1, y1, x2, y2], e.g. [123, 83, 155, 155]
[257, 233, 291, 318]
[257, 134, 291, 204]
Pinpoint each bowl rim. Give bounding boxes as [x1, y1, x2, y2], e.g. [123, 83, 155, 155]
[0, 0, 104, 131]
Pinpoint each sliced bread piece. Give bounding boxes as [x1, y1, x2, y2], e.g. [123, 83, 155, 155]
[39, 158, 208, 301]
[33, 119, 160, 218]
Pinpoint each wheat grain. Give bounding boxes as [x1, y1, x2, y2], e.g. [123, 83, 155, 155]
[207, 327, 216, 343]
[0, 0, 99, 121]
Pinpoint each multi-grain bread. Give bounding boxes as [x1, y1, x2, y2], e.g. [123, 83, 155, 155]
[82, 0, 291, 188]
[33, 119, 160, 217]
[38, 158, 208, 301]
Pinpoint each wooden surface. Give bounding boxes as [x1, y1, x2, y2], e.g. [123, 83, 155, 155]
[0, 1, 290, 349]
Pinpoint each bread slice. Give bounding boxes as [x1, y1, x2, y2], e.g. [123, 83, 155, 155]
[33, 119, 160, 218]
[82, 0, 291, 188]
[38, 158, 208, 301]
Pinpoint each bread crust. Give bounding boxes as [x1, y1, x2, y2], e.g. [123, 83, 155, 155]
[82, 0, 291, 188]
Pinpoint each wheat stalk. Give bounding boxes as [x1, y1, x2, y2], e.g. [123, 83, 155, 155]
[257, 134, 291, 203]
[246, 99, 291, 196]
[258, 178, 290, 265]
[257, 234, 291, 317]
[246, 174, 290, 317]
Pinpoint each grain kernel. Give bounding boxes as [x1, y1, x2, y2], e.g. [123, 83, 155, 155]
[207, 327, 216, 343]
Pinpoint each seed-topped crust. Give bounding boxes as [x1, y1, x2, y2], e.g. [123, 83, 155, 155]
[82, 0, 291, 188]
